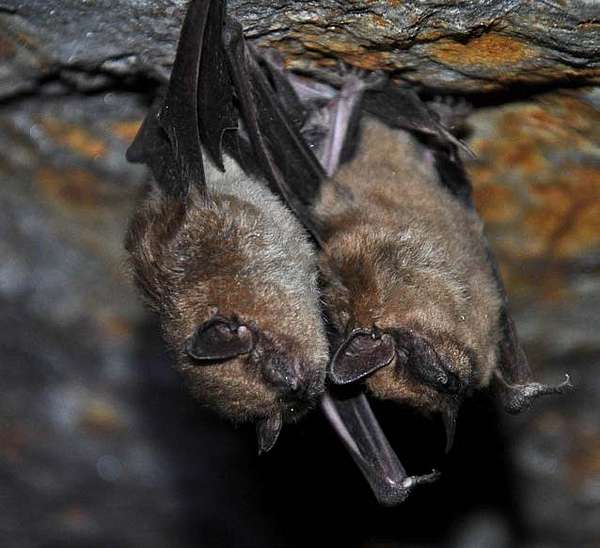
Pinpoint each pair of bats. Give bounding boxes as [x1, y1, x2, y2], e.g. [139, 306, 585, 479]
[126, 0, 572, 505]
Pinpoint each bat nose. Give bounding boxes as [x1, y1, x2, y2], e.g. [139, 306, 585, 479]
[263, 356, 318, 399]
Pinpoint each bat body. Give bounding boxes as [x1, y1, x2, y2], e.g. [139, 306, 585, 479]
[126, 0, 440, 501]
[258, 64, 571, 493]
[317, 117, 501, 443]
[126, 159, 327, 428]
[125, 0, 328, 450]
[125, 0, 570, 503]
[306, 77, 572, 451]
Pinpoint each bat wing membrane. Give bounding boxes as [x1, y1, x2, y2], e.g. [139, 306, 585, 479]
[221, 18, 326, 242]
[128, 0, 215, 199]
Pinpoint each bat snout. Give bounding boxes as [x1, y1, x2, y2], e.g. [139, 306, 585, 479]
[262, 355, 323, 402]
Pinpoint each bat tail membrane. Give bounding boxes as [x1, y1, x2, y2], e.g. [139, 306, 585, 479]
[321, 391, 440, 506]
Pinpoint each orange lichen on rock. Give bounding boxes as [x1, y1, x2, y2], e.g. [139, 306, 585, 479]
[341, 50, 392, 71]
[266, 26, 393, 72]
[369, 13, 389, 30]
[0, 426, 27, 463]
[98, 313, 134, 340]
[472, 179, 519, 224]
[430, 32, 532, 68]
[110, 120, 143, 143]
[79, 399, 125, 435]
[36, 166, 105, 212]
[568, 440, 600, 491]
[467, 91, 600, 301]
[39, 117, 107, 159]
[0, 34, 16, 58]
[525, 168, 600, 259]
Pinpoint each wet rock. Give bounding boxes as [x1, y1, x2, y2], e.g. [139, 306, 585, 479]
[1, 0, 599, 99]
[0, 92, 283, 548]
[0, 4, 598, 545]
[465, 88, 600, 547]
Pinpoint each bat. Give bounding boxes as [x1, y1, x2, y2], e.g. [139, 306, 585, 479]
[321, 80, 572, 440]
[124, 0, 332, 452]
[260, 62, 572, 500]
[125, 0, 441, 504]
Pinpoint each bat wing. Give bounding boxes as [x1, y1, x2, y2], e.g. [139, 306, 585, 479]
[127, 0, 217, 199]
[221, 19, 326, 242]
[321, 390, 439, 506]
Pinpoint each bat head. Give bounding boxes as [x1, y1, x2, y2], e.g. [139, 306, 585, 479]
[126, 185, 328, 450]
[321, 236, 487, 451]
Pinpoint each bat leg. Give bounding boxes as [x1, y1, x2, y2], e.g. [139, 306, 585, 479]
[321, 390, 440, 506]
[492, 310, 574, 414]
[257, 64, 382, 174]
[428, 96, 472, 133]
[492, 372, 573, 414]
[318, 67, 386, 176]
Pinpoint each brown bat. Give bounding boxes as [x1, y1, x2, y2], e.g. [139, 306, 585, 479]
[125, 0, 330, 452]
[319, 82, 572, 445]
[125, 0, 448, 505]
[260, 62, 572, 498]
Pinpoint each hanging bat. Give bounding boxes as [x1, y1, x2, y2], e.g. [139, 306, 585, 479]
[124, 0, 332, 452]
[260, 61, 572, 493]
[323, 81, 572, 445]
[125, 0, 441, 505]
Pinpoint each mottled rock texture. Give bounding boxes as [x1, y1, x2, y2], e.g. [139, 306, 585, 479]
[0, 0, 599, 99]
[1, 1, 599, 547]
[466, 89, 600, 546]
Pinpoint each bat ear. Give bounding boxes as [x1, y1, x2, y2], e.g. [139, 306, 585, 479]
[329, 329, 396, 385]
[256, 413, 283, 454]
[185, 317, 255, 362]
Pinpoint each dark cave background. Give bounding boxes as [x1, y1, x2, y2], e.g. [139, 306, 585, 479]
[1, 1, 599, 547]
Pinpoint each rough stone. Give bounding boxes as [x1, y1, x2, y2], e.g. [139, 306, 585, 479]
[0, 2, 598, 546]
[0, 0, 599, 99]
[465, 88, 600, 546]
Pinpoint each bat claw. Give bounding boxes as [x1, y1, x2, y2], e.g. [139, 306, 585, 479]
[405, 469, 441, 488]
[314, 62, 388, 94]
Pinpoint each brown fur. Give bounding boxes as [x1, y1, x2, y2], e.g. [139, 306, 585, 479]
[126, 168, 328, 424]
[316, 119, 503, 413]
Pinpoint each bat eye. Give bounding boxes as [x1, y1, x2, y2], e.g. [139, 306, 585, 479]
[329, 328, 396, 385]
[185, 316, 255, 362]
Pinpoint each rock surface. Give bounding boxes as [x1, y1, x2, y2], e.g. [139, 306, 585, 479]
[0, 1, 599, 547]
[1, 0, 599, 99]
[466, 89, 600, 546]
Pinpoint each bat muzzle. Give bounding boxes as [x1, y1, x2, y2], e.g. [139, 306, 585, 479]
[262, 355, 323, 403]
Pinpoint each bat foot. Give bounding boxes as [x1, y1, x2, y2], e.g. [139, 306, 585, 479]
[333, 62, 387, 95]
[377, 469, 441, 506]
[494, 372, 574, 414]
[405, 469, 441, 488]
[429, 96, 472, 132]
